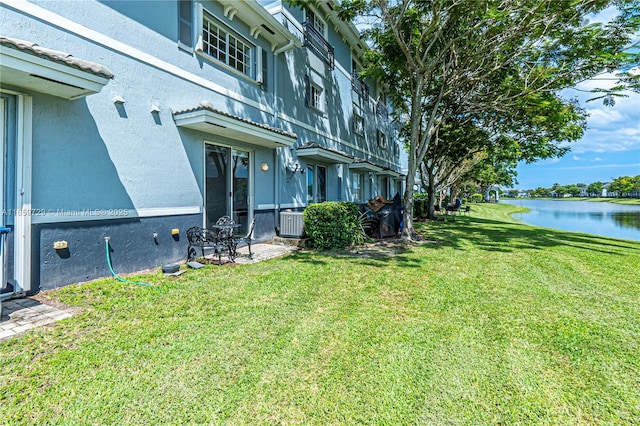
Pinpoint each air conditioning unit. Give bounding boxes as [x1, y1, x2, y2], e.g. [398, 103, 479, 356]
[280, 211, 304, 237]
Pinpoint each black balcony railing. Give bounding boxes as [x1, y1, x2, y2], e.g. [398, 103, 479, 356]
[376, 99, 389, 120]
[351, 71, 369, 99]
[303, 21, 334, 70]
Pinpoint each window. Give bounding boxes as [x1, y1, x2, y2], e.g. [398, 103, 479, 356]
[303, 8, 334, 69]
[178, 0, 193, 48]
[351, 59, 369, 99]
[353, 172, 365, 202]
[317, 166, 327, 203]
[353, 108, 364, 135]
[311, 84, 323, 111]
[377, 130, 387, 148]
[202, 12, 253, 77]
[307, 164, 327, 203]
[308, 9, 326, 38]
[306, 76, 325, 113]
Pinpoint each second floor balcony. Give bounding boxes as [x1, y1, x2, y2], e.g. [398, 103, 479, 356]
[376, 99, 389, 121]
[351, 71, 369, 99]
[303, 21, 334, 70]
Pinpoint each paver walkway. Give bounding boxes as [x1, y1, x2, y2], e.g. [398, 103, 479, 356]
[0, 297, 75, 341]
[0, 242, 298, 341]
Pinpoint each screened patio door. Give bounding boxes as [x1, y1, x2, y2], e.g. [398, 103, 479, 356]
[205, 144, 251, 234]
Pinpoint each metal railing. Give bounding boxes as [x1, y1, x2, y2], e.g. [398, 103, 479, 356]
[376, 99, 389, 120]
[303, 21, 335, 70]
[351, 71, 369, 99]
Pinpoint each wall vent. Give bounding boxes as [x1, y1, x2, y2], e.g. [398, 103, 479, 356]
[280, 211, 304, 237]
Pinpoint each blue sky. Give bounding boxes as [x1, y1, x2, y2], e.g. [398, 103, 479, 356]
[514, 84, 640, 189]
[514, 9, 640, 190]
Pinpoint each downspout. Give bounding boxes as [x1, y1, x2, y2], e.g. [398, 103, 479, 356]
[274, 147, 280, 236]
[274, 39, 295, 56]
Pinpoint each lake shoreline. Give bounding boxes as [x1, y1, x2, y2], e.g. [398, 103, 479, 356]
[507, 197, 640, 205]
[503, 199, 640, 242]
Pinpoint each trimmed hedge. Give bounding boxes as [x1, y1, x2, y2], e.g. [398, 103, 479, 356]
[303, 202, 361, 250]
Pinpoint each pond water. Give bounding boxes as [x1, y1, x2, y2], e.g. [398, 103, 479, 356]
[505, 199, 640, 242]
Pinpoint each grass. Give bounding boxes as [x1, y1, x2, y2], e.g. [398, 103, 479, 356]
[2, 203, 639, 424]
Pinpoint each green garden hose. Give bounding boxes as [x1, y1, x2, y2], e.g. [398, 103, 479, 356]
[105, 239, 156, 288]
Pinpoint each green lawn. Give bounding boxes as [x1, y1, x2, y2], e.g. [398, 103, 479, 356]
[2, 204, 639, 424]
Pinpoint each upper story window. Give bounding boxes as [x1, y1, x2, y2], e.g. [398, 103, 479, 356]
[178, 0, 193, 49]
[304, 9, 334, 69]
[377, 130, 387, 148]
[305, 75, 325, 113]
[308, 9, 326, 37]
[202, 12, 253, 77]
[352, 60, 369, 99]
[311, 85, 323, 110]
[353, 107, 364, 135]
[376, 92, 389, 120]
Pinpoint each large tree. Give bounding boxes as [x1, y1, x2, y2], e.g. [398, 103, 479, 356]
[338, 0, 640, 239]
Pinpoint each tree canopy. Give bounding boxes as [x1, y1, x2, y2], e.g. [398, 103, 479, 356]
[337, 0, 640, 238]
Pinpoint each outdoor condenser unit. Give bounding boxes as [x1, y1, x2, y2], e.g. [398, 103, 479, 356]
[280, 211, 304, 237]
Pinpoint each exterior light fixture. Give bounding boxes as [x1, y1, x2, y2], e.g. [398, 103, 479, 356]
[286, 159, 302, 173]
[261, 163, 269, 172]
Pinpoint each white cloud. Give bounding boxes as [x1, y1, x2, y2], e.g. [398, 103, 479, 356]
[565, 87, 640, 154]
[585, 6, 619, 24]
[540, 157, 561, 164]
[592, 157, 602, 162]
[573, 155, 584, 161]
[585, 108, 625, 127]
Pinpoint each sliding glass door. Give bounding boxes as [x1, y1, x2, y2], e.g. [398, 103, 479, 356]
[205, 143, 251, 234]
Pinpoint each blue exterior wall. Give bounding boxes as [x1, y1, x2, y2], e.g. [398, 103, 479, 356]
[1, 0, 403, 291]
[32, 214, 199, 293]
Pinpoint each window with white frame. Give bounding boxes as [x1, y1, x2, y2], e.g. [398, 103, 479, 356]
[202, 12, 253, 77]
[353, 172, 365, 202]
[353, 107, 364, 135]
[307, 164, 327, 203]
[306, 78, 325, 113]
[307, 8, 327, 38]
[377, 130, 387, 148]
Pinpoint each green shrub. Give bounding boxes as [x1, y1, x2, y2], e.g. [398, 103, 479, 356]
[303, 202, 362, 250]
[414, 193, 429, 217]
[472, 193, 483, 203]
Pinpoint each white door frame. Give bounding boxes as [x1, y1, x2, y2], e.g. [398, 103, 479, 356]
[203, 141, 253, 231]
[0, 89, 32, 296]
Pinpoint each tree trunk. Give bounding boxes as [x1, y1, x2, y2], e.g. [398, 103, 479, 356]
[401, 79, 425, 240]
[426, 167, 437, 220]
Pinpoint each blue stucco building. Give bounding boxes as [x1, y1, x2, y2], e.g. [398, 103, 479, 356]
[0, 0, 404, 297]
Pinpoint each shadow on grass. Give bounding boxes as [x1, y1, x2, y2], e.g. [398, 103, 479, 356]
[420, 215, 640, 255]
[287, 243, 424, 268]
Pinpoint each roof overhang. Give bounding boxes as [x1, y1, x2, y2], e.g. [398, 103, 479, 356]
[377, 169, 400, 178]
[217, 0, 301, 52]
[316, 1, 367, 59]
[0, 37, 113, 100]
[173, 102, 297, 149]
[349, 160, 383, 173]
[297, 145, 353, 164]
